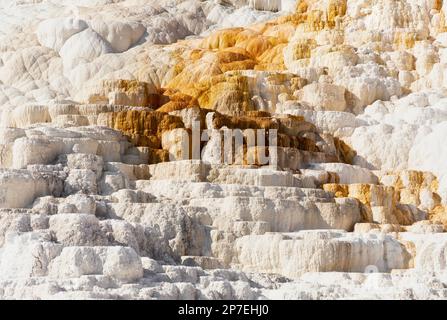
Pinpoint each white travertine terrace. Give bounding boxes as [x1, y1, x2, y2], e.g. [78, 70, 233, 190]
[1, 0, 447, 299]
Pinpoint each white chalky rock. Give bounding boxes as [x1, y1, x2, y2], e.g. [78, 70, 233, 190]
[0, 232, 62, 279]
[2, 0, 447, 301]
[64, 153, 104, 178]
[298, 83, 347, 112]
[162, 128, 191, 161]
[12, 137, 64, 169]
[108, 202, 209, 258]
[407, 221, 444, 234]
[235, 231, 411, 278]
[48, 246, 143, 283]
[227, 0, 288, 12]
[334, 63, 403, 113]
[59, 28, 114, 70]
[102, 246, 144, 282]
[49, 214, 107, 246]
[0, 104, 50, 128]
[398, 232, 447, 272]
[0, 169, 63, 208]
[48, 246, 102, 278]
[100, 219, 139, 252]
[308, 163, 379, 184]
[36, 18, 89, 52]
[89, 20, 146, 53]
[99, 171, 130, 195]
[64, 169, 98, 195]
[64, 194, 97, 214]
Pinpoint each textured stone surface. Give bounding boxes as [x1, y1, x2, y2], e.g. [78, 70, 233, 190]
[1, 0, 447, 300]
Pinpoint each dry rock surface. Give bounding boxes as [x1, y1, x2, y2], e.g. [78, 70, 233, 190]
[1, 0, 447, 300]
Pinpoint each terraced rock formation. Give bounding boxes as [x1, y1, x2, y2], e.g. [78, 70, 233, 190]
[2, 0, 447, 299]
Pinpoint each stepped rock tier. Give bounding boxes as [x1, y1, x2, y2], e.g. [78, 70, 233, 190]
[2, 0, 447, 299]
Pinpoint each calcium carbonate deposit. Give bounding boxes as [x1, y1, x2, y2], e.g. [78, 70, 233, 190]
[2, 0, 447, 300]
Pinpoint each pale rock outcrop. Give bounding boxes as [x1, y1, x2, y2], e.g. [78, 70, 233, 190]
[32, 193, 97, 215]
[12, 136, 64, 169]
[262, 270, 447, 299]
[49, 214, 107, 246]
[2, 0, 447, 301]
[194, 195, 362, 232]
[234, 231, 411, 278]
[226, 0, 295, 12]
[308, 163, 379, 184]
[297, 83, 347, 112]
[108, 202, 210, 258]
[59, 28, 114, 70]
[36, 18, 89, 52]
[0, 169, 64, 208]
[62, 153, 104, 178]
[323, 182, 427, 225]
[162, 128, 191, 161]
[0, 104, 50, 128]
[407, 220, 444, 233]
[333, 63, 403, 113]
[48, 246, 143, 283]
[64, 169, 98, 195]
[278, 106, 366, 134]
[0, 232, 62, 279]
[89, 20, 146, 53]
